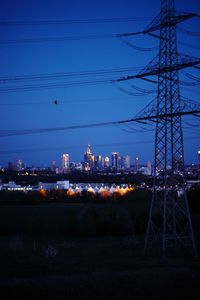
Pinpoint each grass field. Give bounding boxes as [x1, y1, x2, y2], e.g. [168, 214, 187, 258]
[0, 234, 200, 300]
[0, 194, 200, 300]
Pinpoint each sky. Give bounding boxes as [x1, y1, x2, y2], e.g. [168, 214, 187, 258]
[0, 0, 199, 167]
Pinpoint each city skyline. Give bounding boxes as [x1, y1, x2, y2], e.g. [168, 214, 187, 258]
[3, 141, 199, 180]
[2, 142, 200, 169]
[5, 144, 138, 169]
[0, 0, 199, 166]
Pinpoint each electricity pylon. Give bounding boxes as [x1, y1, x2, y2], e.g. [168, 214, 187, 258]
[116, 0, 200, 256]
[144, 0, 198, 257]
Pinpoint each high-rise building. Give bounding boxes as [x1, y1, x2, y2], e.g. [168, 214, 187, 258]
[121, 155, 131, 170]
[147, 161, 152, 176]
[95, 155, 103, 170]
[103, 156, 110, 169]
[8, 161, 15, 171]
[61, 154, 70, 171]
[111, 152, 119, 170]
[51, 160, 56, 172]
[16, 159, 24, 171]
[84, 145, 94, 171]
[134, 157, 139, 173]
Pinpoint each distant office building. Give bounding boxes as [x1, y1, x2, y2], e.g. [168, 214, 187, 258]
[95, 155, 103, 170]
[134, 157, 139, 173]
[84, 145, 94, 171]
[51, 160, 57, 172]
[121, 155, 131, 170]
[39, 180, 69, 190]
[69, 162, 76, 170]
[147, 161, 152, 175]
[8, 161, 15, 171]
[75, 163, 83, 171]
[56, 180, 70, 189]
[111, 152, 119, 170]
[83, 162, 91, 172]
[103, 156, 110, 168]
[61, 154, 70, 172]
[118, 156, 122, 169]
[16, 159, 25, 171]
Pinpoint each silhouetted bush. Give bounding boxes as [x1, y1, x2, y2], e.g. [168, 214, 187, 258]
[187, 186, 200, 212]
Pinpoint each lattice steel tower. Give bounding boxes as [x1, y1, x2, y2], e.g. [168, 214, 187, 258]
[144, 0, 197, 256]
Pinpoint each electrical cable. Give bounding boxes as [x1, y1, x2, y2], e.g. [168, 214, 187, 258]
[118, 36, 158, 52]
[0, 96, 134, 107]
[0, 78, 114, 93]
[126, 81, 156, 94]
[112, 81, 153, 96]
[184, 72, 200, 82]
[0, 136, 198, 155]
[179, 41, 200, 51]
[0, 66, 143, 83]
[177, 26, 200, 36]
[0, 17, 152, 26]
[1, 109, 199, 137]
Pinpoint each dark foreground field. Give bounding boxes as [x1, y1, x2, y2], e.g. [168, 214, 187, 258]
[0, 235, 200, 300]
[0, 194, 200, 300]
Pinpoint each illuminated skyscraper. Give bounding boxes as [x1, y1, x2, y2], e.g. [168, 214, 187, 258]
[121, 155, 131, 170]
[16, 159, 24, 171]
[51, 160, 56, 172]
[84, 144, 94, 171]
[134, 157, 139, 173]
[111, 152, 119, 170]
[61, 154, 70, 170]
[103, 156, 110, 168]
[95, 155, 103, 170]
[147, 161, 152, 175]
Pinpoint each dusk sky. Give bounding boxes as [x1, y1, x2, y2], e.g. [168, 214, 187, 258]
[0, 0, 199, 167]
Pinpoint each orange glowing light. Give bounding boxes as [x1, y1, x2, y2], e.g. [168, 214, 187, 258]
[98, 187, 111, 198]
[65, 185, 135, 198]
[87, 187, 95, 193]
[39, 189, 47, 198]
[66, 189, 77, 197]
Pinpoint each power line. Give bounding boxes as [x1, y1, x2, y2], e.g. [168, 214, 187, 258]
[0, 29, 149, 45]
[177, 26, 200, 36]
[0, 34, 122, 44]
[118, 36, 158, 52]
[179, 41, 200, 51]
[1, 136, 198, 155]
[0, 78, 114, 93]
[0, 96, 135, 107]
[0, 17, 152, 26]
[1, 110, 200, 137]
[0, 66, 143, 83]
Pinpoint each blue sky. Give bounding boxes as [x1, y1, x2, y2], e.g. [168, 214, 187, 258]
[0, 0, 199, 167]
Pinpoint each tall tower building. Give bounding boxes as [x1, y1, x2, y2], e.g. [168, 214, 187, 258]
[8, 161, 15, 171]
[111, 152, 119, 170]
[51, 160, 56, 172]
[95, 155, 103, 170]
[122, 155, 131, 170]
[134, 157, 139, 173]
[147, 161, 152, 176]
[61, 154, 70, 171]
[16, 159, 24, 171]
[84, 144, 94, 171]
[103, 156, 110, 168]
